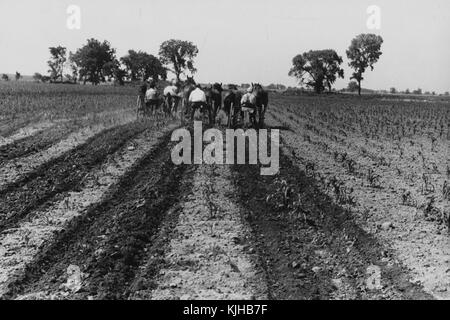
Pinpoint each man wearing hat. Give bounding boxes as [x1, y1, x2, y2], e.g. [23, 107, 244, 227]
[240, 86, 257, 126]
[163, 79, 180, 116]
[188, 84, 209, 122]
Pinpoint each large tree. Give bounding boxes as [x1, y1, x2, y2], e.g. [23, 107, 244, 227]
[121, 50, 166, 81]
[288, 49, 344, 93]
[70, 39, 117, 85]
[346, 34, 383, 96]
[48, 46, 67, 82]
[347, 81, 359, 93]
[33, 72, 43, 82]
[66, 52, 80, 83]
[159, 39, 198, 81]
[102, 59, 127, 85]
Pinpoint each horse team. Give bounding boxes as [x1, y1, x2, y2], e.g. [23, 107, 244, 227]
[137, 76, 269, 129]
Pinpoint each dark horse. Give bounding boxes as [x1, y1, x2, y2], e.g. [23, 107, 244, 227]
[223, 84, 242, 128]
[252, 83, 269, 128]
[205, 83, 223, 125]
[136, 82, 147, 119]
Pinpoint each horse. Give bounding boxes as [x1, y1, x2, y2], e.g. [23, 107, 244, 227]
[223, 84, 243, 128]
[163, 91, 181, 118]
[180, 76, 197, 125]
[251, 83, 269, 128]
[146, 97, 165, 119]
[136, 83, 147, 119]
[163, 94, 173, 118]
[205, 82, 223, 125]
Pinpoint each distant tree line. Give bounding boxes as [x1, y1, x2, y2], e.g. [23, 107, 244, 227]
[6, 34, 446, 94]
[31, 38, 199, 85]
[266, 84, 287, 90]
[1, 72, 21, 81]
[289, 34, 447, 96]
[289, 33, 383, 95]
[386, 87, 440, 95]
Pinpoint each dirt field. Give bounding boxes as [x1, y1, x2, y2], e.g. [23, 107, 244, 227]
[0, 83, 448, 300]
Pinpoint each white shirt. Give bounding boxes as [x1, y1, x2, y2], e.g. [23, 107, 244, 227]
[145, 88, 158, 101]
[189, 88, 206, 103]
[241, 92, 256, 105]
[163, 85, 178, 96]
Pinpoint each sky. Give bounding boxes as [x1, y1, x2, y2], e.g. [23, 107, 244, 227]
[0, 0, 449, 92]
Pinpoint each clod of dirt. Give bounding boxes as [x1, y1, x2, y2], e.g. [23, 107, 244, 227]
[312, 266, 321, 273]
[62, 264, 85, 293]
[315, 250, 328, 258]
[331, 278, 343, 289]
[381, 221, 394, 230]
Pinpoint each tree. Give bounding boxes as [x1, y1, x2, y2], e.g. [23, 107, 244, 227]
[405, 88, 410, 94]
[48, 46, 67, 82]
[267, 83, 287, 90]
[445, 92, 449, 96]
[41, 75, 51, 83]
[347, 81, 359, 92]
[121, 50, 166, 82]
[67, 52, 79, 83]
[102, 59, 127, 85]
[288, 49, 344, 93]
[15, 72, 22, 81]
[413, 88, 422, 95]
[390, 87, 397, 94]
[346, 34, 383, 96]
[159, 39, 198, 81]
[1, 74, 9, 81]
[33, 72, 43, 82]
[70, 39, 117, 85]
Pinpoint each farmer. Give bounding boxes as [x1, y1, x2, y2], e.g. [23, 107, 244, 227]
[145, 82, 160, 116]
[240, 86, 257, 126]
[163, 79, 180, 115]
[188, 83, 209, 122]
[164, 79, 179, 97]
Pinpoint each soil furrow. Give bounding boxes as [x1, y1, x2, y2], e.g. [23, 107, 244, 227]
[0, 124, 178, 298]
[0, 121, 151, 233]
[0, 116, 44, 138]
[137, 164, 267, 300]
[0, 121, 55, 148]
[268, 108, 450, 217]
[5, 130, 189, 300]
[0, 121, 82, 163]
[0, 110, 137, 189]
[266, 112, 450, 299]
[231, 144, 432, 300]
[0, 107, 136, 149]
